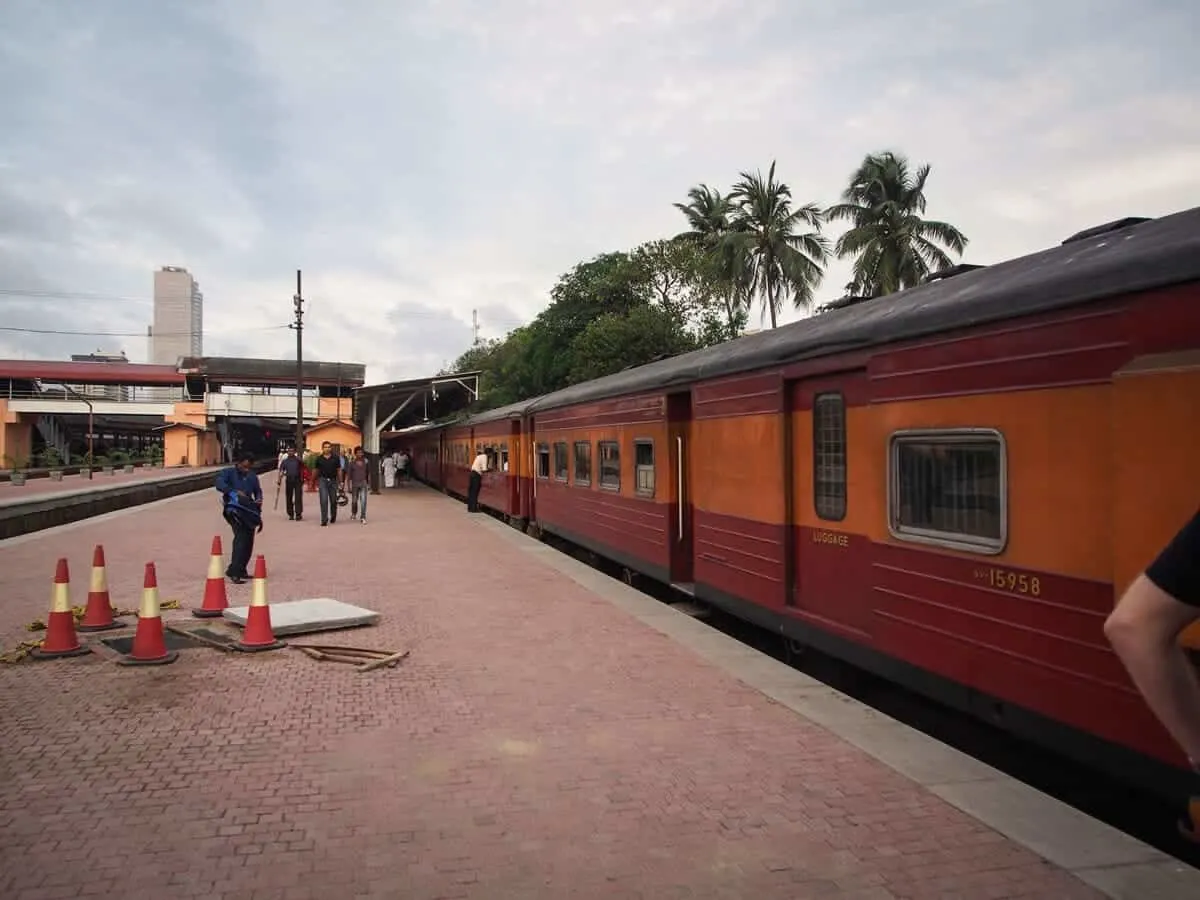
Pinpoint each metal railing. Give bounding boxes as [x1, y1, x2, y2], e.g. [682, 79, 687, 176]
[2, 383, 198, 403]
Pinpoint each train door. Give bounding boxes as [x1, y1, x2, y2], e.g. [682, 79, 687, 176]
[788, 372, 869, 636]
[508, 418, 521, 515]
[527, 415, 537, 523]
[668, 392, 694, 591]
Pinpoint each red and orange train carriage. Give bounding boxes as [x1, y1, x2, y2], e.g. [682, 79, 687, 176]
[410, 207, 1200, 800]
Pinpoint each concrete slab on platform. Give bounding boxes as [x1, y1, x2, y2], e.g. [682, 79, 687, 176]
[222, 597, 380, 635]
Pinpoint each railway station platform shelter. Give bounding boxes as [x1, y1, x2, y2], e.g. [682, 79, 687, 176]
[352, 370, 481, 491]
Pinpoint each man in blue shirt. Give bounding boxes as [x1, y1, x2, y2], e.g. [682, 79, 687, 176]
[215, 453, 263, 584]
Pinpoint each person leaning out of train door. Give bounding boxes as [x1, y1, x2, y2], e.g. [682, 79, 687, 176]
[467, 445, 489, 513]
[1105, 507, 1200, 842]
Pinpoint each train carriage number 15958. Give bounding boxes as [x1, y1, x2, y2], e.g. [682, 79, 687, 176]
[974, 567, 1042, 597]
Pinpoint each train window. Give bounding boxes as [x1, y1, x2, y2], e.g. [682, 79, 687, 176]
[634, 440, 655, 497]
[888, 429, 1007, 554]
[598, 441, 620, 490]
[536, 443, 550, 479]
[813, 393, 847, 521]
[553, 442, 568, 481]
[573, 441, 592, 486]
[499, 442, 509, 473]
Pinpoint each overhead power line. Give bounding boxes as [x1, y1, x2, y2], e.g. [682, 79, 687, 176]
[0, 324, 291, 338]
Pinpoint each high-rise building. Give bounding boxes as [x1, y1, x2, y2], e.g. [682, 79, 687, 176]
[150, 266, 203, 366]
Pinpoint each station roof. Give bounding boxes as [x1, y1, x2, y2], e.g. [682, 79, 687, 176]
[355, 371, 481, 432]
[177, 356, 366, 388]
[0, 360, 185, 386]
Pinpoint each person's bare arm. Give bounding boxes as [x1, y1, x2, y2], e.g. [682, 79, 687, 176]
[1105, 576, 1200, 765]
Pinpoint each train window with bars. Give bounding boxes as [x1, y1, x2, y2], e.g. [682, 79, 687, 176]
[634, 440, 655, 497]
[553, 442, 568, 481]
[535, 443, 550, 479]
[598, 441, 620, 490]
[812, 392, 847, 521]
[573, 441, 592, 486]
[889, 429, 1007, 554]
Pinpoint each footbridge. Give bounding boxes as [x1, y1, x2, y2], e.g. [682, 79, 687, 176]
[0, 357, 365, 469]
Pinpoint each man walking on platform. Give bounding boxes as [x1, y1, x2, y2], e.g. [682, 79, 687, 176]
[277, 446, 304, 521]
[347, 446, 371, 524]
[314, 441, 343, 526]
[215, 453, 263, 584]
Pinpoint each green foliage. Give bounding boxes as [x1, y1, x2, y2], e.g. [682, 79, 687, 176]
[568, 305, 698, 384]
[825, 151, 968, 297]
[442, 148, 964, 411]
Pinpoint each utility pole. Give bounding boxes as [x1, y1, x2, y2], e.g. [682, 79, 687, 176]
[472, 309, 480, 346]
[291, 270, 304, 454]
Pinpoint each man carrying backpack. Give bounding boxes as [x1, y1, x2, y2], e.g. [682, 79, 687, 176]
[215, 453, 264, 584]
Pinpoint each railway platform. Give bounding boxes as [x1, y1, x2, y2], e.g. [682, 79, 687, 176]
[0, 466, 224, 539]
[0, 485, 1197, 899]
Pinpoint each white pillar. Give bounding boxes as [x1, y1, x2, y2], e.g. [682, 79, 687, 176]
[363, 395, 379, 454]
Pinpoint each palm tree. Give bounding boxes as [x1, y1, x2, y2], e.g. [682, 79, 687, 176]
[673, 185, 750, 336]
[727, 161, 829, 329]
[826, 151, 968, 297]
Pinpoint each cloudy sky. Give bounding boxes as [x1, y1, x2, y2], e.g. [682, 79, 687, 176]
[2, 0, 1198, 384]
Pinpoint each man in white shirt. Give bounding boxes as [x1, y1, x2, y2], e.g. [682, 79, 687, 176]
[467, 447, 489, 512]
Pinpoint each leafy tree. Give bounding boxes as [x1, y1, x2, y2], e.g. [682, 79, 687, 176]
[673, 185, 751, 337]
[825, 151, 968, 297]
[631, 238, 746, 345]
[727, 161, 829, 329]
[568, 304, 697, 384]
[523, 252, 651, 395]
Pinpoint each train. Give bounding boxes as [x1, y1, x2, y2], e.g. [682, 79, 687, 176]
[403, 207, 1200, 801]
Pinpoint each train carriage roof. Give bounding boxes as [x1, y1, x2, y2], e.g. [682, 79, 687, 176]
[515, 205, 1200, 414]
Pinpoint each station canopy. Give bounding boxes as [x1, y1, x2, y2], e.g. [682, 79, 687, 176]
[354, 370, 481, 434]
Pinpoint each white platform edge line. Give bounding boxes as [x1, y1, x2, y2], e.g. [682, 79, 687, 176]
[457, 504, 1199, 898]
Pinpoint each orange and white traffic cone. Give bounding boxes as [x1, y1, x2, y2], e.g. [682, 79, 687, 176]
[78, 544, 124, 632]
[31, 558, 91, 660]
[234, 555, 285, 653]
[118, 562, 179, 667]
[192, 535, 229, 618]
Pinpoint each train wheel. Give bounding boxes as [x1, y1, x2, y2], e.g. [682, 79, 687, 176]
[783, 636, 806, 664]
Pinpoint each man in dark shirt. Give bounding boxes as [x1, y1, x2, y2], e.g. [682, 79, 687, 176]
[1105, 508, 1200, 842]
[347, 445, 371, 524]
[215, 453, 263, 583]
[276, 446, 305, 521]
[313, 441, 343, 526]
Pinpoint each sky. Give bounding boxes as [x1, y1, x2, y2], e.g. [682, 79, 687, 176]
[1, 0, 1198, 385]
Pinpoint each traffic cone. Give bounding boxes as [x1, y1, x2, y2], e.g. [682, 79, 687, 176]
[78, 545, 124, 632]
[234, 555, 285, 653]
[118, 562, 179, 667]
[192, 536, 229, 618]
[30, 558, 91, 660]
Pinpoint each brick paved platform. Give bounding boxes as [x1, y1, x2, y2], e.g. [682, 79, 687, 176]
[0, 485, 1196, 899]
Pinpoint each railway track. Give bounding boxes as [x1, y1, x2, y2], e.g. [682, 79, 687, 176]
[531, 527, 1200, 870]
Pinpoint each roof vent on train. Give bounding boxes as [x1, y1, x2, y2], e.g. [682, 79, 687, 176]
[923, 263, 986, 284]
[1060, 216, 1152, 245]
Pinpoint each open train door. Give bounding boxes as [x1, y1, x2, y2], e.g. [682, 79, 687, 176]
[668, 392, 694, 593]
